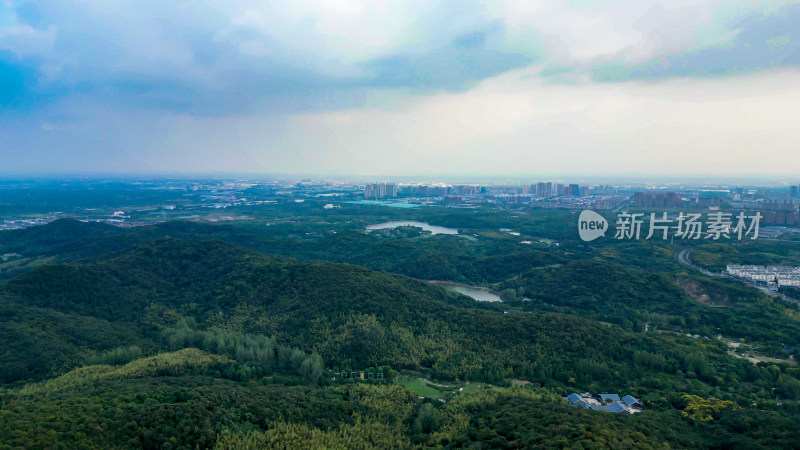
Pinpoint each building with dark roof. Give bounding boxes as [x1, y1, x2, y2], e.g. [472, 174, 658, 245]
[600, 393, 620, 402]
[622, 395, 642, 408]
[565, 392, 643, 414]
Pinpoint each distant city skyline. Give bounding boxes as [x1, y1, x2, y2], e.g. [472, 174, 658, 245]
[1, 172, 800, 189]
[2, 1, 799, 176]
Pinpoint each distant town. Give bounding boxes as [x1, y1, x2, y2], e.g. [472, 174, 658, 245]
[1, 178, 800, 231]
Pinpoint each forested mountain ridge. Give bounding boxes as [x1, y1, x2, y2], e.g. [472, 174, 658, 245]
[2, 220, 800, 448]
[2, 237, 691, 387]
[0, 218, 124, 256]
[0, 218, 564, 284]
[3, 237, 471, 322]
[2, 234, 797, 392]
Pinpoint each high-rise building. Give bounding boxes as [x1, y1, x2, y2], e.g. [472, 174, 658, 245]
[791, 185, 799, 198]
[451, 185, 480, 196]
[406, 185, 447, 196]
[537, 182, 547, 197]
[633, 192, 682, 207]
[762, 200, 795, 212]
[364, 183, 398, 199]
[633, 192, 645, 206]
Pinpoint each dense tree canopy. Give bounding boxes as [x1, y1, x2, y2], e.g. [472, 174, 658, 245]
[1, 217, 799, 448]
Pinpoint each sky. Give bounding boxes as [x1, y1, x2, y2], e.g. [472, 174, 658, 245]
[1, 0, 799, 178]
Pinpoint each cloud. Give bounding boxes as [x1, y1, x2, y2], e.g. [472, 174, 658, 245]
[270, 68, 800, 176]
[1, 1, 510, 112]
[5, 66, 797, 176]
[0, 24, 55, 57]
[0, 0, 794, 115]
[586, 4, 800, 82]
[1, 0, 799, 176]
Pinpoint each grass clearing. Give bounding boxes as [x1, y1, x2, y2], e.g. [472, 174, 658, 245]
[396, 375, 486, 400]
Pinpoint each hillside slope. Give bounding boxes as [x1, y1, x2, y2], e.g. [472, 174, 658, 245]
[2, 236, 800, 448]
[0, 238, 738, 390]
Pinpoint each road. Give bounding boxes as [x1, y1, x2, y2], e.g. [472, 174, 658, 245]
[675, 248, 716, 276]
[675, 248, 800, 305]
[612, 200, 629, 213]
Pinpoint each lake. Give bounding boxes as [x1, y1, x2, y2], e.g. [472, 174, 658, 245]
[433, 282, 502, 302]
[366, 221, 458, 235]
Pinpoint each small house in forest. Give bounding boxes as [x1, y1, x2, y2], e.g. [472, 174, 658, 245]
[565, 392, 643, 414]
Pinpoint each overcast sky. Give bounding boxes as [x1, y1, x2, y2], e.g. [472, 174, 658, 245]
[1, 0, 799, 177]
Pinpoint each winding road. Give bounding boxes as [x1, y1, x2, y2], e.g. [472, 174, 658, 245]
[675, 248, 716, 276]
[675, 247, 800, 305]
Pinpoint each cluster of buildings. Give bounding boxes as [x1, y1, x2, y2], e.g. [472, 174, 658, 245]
[524, 182, 579, 197]
[449, 184, 483, 196]
[365, 182, 616, 200]
[726, 265, 800, 287]
[565, 393, 643, 414]
[0, 218, 53, 230]
[629, 188, 800, 226]
[523, 182, 615, 198]
[757, 201, 800, 226]
[760, 211, 800, 226]
[719, 186, 800, 226]
[361, 181, 623, 209]
[356, 182, 800, 225]
[364, 183, 399, 199]
[633, 192, 683, 208]
[402, 184, 450, 196]
[762, 200, 796, 211]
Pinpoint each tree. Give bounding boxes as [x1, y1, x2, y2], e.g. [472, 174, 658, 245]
[413, 403, 440, 435]
[300, 353, 324, 385]
[500, 289, 517, 302]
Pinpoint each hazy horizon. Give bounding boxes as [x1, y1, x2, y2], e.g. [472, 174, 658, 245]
[0, 171, 797, 187]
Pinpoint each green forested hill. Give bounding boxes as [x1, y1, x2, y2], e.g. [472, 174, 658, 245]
[0, 218, 564, 284]
[0, 219, 134, 281]
[2, 223, 800, 448]
[500, 258, 800, 349]
[2, 237, 480, 324]
[0, 299, 150, 384]
[1, 377, 730, 450]
[0, 219, 124, 255]
[0, 238, 763, 391]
